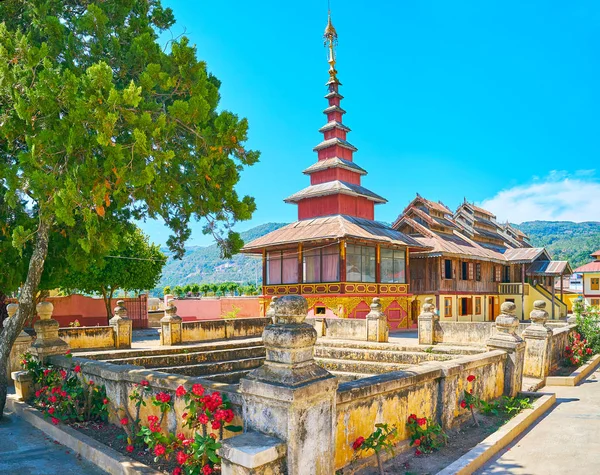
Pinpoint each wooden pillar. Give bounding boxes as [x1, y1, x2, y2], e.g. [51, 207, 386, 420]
[375, 244, 381, 283]
[560, 276, 564, 302]
[405, 248, 410, 289]
[551, 276, 556, 320]
[521, 264, 526, 320]
[297, 243, 303, 284]
[262, 250, 267, 288]
[339, 240, 346, 291]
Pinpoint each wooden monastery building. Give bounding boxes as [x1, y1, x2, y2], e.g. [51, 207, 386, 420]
[392, 195, 572, 321]
[241, 14, 428, 330]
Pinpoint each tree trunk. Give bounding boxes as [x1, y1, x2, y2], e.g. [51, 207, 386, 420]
[0, 218, 50, 419]
[102, 287, 115, 325]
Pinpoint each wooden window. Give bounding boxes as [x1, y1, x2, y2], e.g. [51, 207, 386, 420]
[475, 263, 482, 282]
[444, 259, 453, 280]
[503, 266, 511, 283]
[303, 244, 339, 283]
[461, 262, 468, 280]
[346, 244, 376, 283]
[267, 250, 298, 285]
[475, 297, 482, 315]
[380, 248, 406, 283]
[468, 263, 475, 280]
[444, 297, 452, 317]
[494, 266, 502, 283]
[591, 278, 600, 291]
[315, 306, 326, 315]
[591, 299, 600, 307]
[459, 297, 473, 316]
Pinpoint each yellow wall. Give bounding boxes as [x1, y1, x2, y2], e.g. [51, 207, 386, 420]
[413, 294, 493, 322]
[583, 272, 600, 307]
[500, 284, 566, 320]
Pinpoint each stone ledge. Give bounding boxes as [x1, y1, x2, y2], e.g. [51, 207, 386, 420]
[218, 431, 286, 468]
[545, 353, 600, 386]
[6, 396, 161, 475]
[435, 392, 556, 475]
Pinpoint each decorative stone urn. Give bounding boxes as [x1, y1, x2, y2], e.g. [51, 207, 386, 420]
[30, 301, 69, 363]
[239, 295, 337, 475]
[418, 297, 439, 345]
[487, 301, 526, 397]
[109, 300, 133, 349]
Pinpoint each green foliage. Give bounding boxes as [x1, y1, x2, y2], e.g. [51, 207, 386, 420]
[576, 307, 600, 354]
[0, 0, 259, 299]
[163, 286, 171, 295]
[222, 305, 241, 319]
[406, 415, 447, 455]
[500, 396, 533, 418]
[352, 423, 398, 472]
[515, 221, 600, 268]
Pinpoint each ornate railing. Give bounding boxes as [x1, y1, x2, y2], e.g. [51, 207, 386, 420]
[498, 283, 529, 295]
[263, 282, 409, 296]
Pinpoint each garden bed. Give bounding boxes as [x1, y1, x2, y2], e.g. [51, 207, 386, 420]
[355, 394, 546, 475]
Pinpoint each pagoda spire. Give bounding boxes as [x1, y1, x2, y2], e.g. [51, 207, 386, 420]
[324, 11, 339, 84]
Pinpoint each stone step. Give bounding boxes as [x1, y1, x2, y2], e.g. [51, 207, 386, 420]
[315, 339, 483, 356]
[328, 371, 373, 382]
[154, 356, 265, 377]
[83, 337, 264, 361]
[105, 345, 266, 368]
[202, 369, 253, 384]
[314, 346, 454, 364]
[315, 357, 408, 375]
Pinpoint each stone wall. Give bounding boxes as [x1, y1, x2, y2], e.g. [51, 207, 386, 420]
[170, 297, 261, 320]
[181, 317, 269, 343]
[548, 325, 574, 372]
[58, 326, 115, 350]
[307, 317, 367, 340]
[334, 350, 506, 471]
[46, 354, 244, 438]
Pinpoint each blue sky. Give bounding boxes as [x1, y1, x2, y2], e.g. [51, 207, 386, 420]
[139, 0, 600, 247]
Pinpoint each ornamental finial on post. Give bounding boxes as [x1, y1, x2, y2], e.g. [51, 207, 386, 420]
[324, 11, 339, 83]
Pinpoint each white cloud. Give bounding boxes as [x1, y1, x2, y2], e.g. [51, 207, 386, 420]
[478, 171, 600, 223]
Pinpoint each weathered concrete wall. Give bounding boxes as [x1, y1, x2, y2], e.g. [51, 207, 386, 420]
[58, 326, 115, 350]
[334, 350, 506, 470]
[427, 321, 569, 346]
[549, 325, 575, 372]
[47, 354, 244, 439]
[171, 297, 261, 320]
[307, 317, 368, 340]
[181, 317, 269, 343]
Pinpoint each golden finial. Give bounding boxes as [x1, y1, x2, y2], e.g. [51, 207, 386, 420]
[323, 10, 339, 83]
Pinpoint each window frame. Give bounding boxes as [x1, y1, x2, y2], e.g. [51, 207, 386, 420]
[303, 244, 340, 283]
[346, 244, 376, 283]
[444, 259, 453, 280]
[380, 248, 406, 284]
[266, 249, 298, 285]
[444, 297, 453, 317]
[591, 278, 600, 291]
[475, 297, 482, 315]
[475, 263, 482, 282]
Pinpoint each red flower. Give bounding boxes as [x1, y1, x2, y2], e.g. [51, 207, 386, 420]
[467, 374, 476, 383]
[154, 444, 166, 457]
[176, 385, 187, 397]
[209, 433, 217, 439]
[415, 449, 422, 456]
[48, 407, 55, 415]
[156, 392, 172, 403]
[140, 380, 149, 387]
[586, 348, 593, 355]
[120, 417, 129, 425]
[192, 384, 205, 396]
[352, 436, 365, 451]
[176, 451, 188, 465]
[88, 380, 94, 386]
[65, 350, 71, 355]
[51, 417, 60, 425]
[211, 421, 221, 430]
[469, 404, 474, 409]
[48, 395, 57, 404]
[60, 370, 67, 380]
[182, 438, 192, 446]
[202, 465, 213, 475]
[176, 433, 186, 441]
[460, 400, 467, 409]
[173, 469, 182, 475]
[103, 398, 109, 405]
[35, 390, 42, 398]
[126, 445, 134, 453]
[224, 409, 235, 423]
[74, 364, 81, 373]
[417, 418, 427, 427]
[182, 412, 188, 419]
[413, 438, 421, 447]
[198, 414, 209, 425]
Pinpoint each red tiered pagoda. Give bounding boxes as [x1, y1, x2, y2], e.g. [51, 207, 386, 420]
[242, 12, 428, 329]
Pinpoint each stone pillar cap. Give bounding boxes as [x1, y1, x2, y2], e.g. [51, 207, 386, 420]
[36, 301, 54, 320]
[500, 301, 516, 315]
[113, 300, 128, 318]
[534, 300, 546, 309]
[273, 295, 308, 324]
[6, 303, 18, 317]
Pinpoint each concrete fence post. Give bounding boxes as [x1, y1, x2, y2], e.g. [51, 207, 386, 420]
[522, 301, 553, 379]
[224, 295, 337, 475]
[160, 302, 182, 346]
[418, 297, 439, 345]
[486, 301, 525, 397]
[109, 300, 133, 349]
[4, 303, 33, 381]
[30, 301, 69, 364]
[366, 297, 389, 342]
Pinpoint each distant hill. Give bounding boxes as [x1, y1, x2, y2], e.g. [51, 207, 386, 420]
[158, 222, 287, 288]
[516, 221, 600, 269]
[156, 220, 600, 289]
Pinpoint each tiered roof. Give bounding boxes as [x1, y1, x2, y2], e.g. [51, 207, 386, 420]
[393, 195, 572, 274]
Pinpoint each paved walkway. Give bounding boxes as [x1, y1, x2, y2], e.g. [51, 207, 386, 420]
[477, 366, 600, 474]
[0, 405, 106, 475]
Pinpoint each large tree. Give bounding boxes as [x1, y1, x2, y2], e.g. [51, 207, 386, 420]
[0, 0, 258, 417]
[61, 227, 167, 320]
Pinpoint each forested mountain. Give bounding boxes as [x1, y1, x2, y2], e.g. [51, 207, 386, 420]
[156, 220, 600, 289]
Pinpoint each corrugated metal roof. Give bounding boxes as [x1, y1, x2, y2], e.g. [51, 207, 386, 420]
[591, 250, 600, 257]
[284, 180, 387, 204]
[574, 261, 600, 273]
[323, 105, 346, 115]
[303, 157, 367, 176]
[241, 215, 429, 252]
[313, 137, 357, 152]
[526, 260, 573, 276]
[503, 248, 548, 263]
[318, 121, 351, 133]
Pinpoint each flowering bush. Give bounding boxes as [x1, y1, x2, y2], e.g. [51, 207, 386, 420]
[22, 352, 109, 424]
[136, 383, 241, 475]
[118, 379, 153, 449]
[459, 374, 482, 426]
[406, 415, 447, 455]
[564, 332, 593, 367]
[351, 423, 397, 473]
